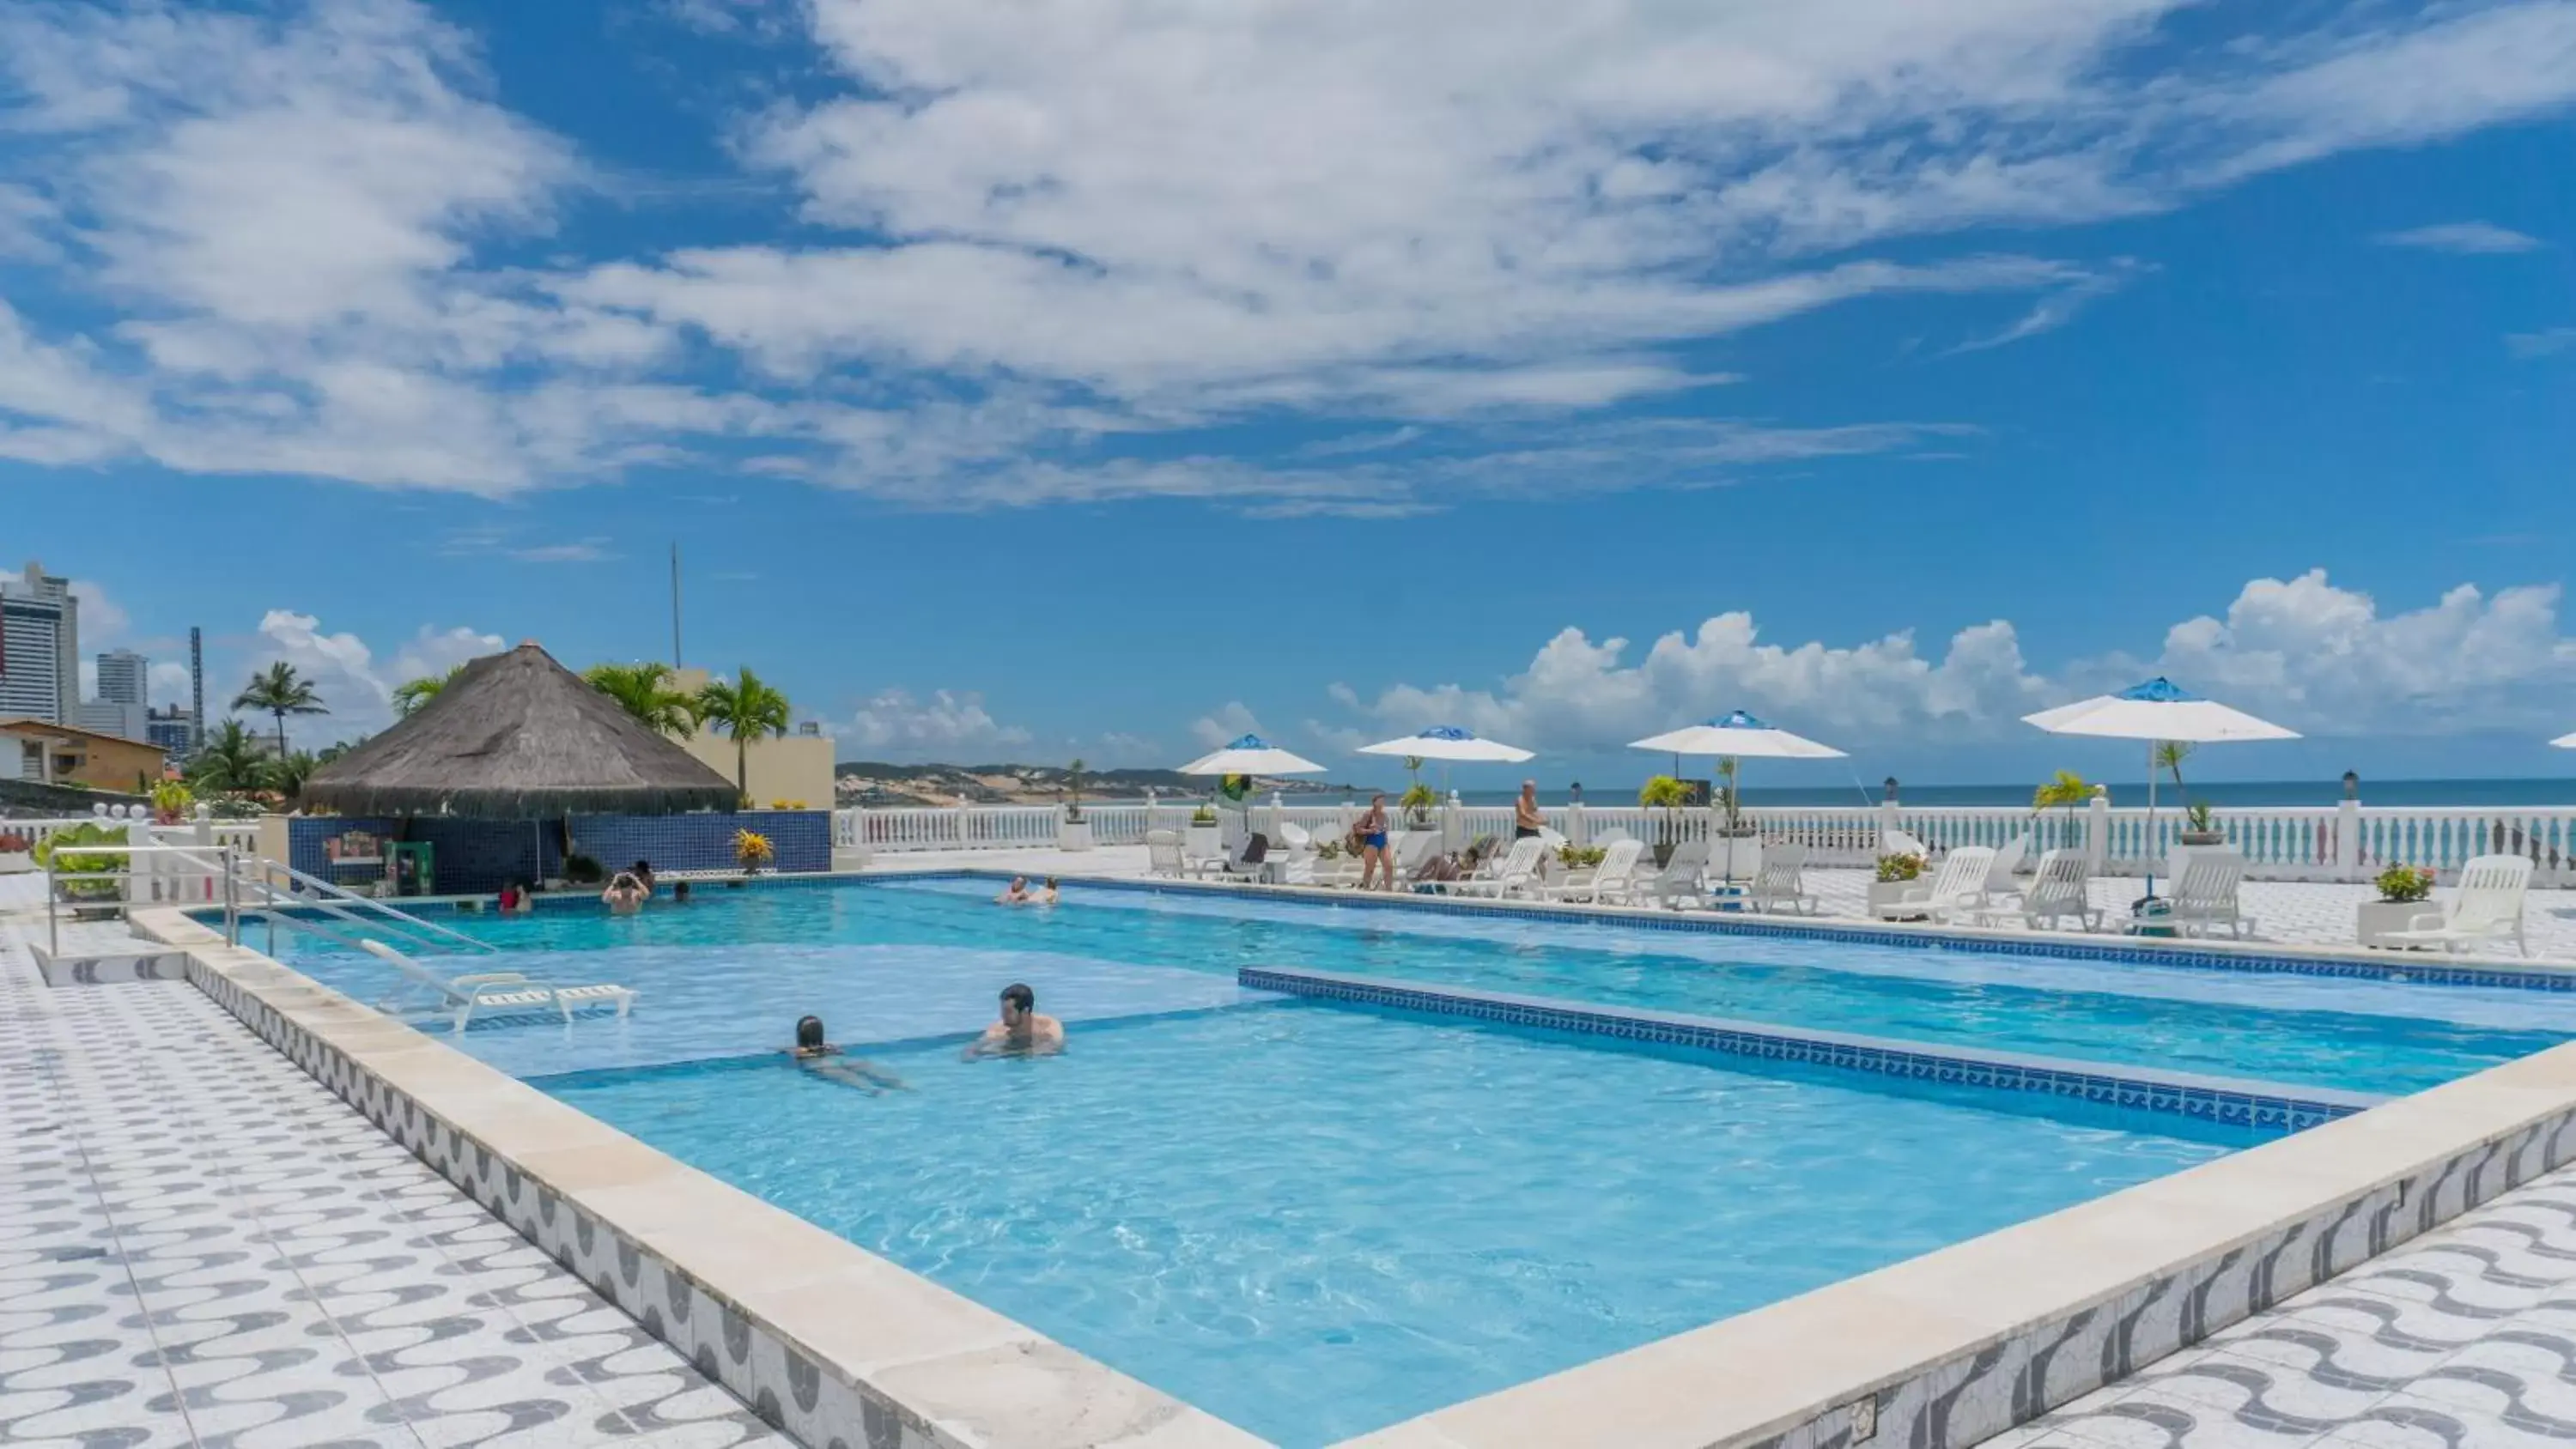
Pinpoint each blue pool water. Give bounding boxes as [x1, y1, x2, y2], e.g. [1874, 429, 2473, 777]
[254, 876, 2576, 1443]
[542, 1003, 2241, 1445]
[274, 876, 2576, 1094]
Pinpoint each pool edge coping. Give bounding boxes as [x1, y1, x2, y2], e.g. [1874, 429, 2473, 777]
[127, 906, 1273, 1449]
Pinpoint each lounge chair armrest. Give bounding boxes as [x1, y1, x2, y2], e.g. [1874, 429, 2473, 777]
[2404, 910, 2445, 932]
[452, 972, 534, 987]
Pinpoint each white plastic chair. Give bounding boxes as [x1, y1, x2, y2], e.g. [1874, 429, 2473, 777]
[1744, 842, 1819, 915]
[1870, 847, 1996, 923]
[1145, 829, 1186, 879]
[1882, 828, 1933, 861]
[2377, 855, 2532, 956]
[1984, 834, 2028, 896]
[1437, 837, 1546, 899]
[1538, 839, 1646, 903]
[2122, 852, 2251, 938]
[1641, 839, 1710, 910]
[1970, 849, 2099, 932]
[361, 939, 634, 1034]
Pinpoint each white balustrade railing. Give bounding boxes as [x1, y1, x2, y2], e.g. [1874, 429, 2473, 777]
[826, 798, 2576, 886]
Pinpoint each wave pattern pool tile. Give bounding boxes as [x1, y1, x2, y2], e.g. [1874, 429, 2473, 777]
[265, 878, 2576, 1094]
[544, 1001, 2251, 1447]
[0, 933, 787, 1449]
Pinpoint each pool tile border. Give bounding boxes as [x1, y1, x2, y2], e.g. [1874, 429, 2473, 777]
[849, 867, 2576, 993]
[1239, 966, 2380, 1131]
[129, 907, 1269, 1449]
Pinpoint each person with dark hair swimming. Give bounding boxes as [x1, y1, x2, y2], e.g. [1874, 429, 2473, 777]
[787, 1015, 907, 1092]
[963, 983, 1064, 1059]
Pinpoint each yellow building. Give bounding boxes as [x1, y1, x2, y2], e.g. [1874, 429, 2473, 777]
[0, 717, 167, 792]
[667, 669, 835, 809]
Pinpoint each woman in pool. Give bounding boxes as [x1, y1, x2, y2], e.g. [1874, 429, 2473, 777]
[1037, 877, 1060, 906]
[1354, 793, 1391, 892]
[601, 871, 647, 915]
[787, 1015, 907, 1093]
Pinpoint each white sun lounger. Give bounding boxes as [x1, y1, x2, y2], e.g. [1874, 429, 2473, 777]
[1537, 839, 1647, 903]
[1870, 846, 1996, 923]
[1434, 837, 1546, 899]
[2375, 855, 2532, 956]
[1742, 842, 1820, 915]
[361, 938, 635, 1033]
[1639, 839, 1711, 910]
[1968, 848, 2100, 932]
[2115, 852, 2252, 939]
[1146, 829, 1188, 878]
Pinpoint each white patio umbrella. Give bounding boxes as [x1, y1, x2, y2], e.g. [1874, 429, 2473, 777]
[2021, 677, 2298, 896]
[1627, 712, 1847, 882]
[1176, 733, 1325, 777]
[1355, 725, 1534, 765]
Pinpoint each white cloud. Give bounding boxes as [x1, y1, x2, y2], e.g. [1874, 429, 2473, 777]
[147, 659, 191, 704]
[3, 0, 2575, 507]
[1334, 572, 2576, 750]
[232, 609, 501, 744]
[1191, 702, 1267, 749]
[2375, 221, 2545, 254]
[836, 688, 1033, 760]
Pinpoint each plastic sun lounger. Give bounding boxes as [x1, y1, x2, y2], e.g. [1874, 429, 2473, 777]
[2375, 854, 2532, 956]
[1536, 839, 1647, 903]
[1741, 843, 1820, 915]
[361, 939, 635, 1033]
[1869, 846, 1996, 923]
[1967, 848, 2102, 932]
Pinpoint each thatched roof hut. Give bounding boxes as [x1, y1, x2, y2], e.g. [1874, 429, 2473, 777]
[302, 643, 738, 818]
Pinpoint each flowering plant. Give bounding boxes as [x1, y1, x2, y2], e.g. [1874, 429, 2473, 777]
[2374, 864, 2436, 904]
[1875, 852, 1926, 882]
[734, 828, 775, 871]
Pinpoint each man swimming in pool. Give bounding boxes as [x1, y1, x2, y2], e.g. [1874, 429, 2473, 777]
[962, 983, 1064, 1059]
[787, 1015, 907, 1093]
[994, 876, 1032, 906]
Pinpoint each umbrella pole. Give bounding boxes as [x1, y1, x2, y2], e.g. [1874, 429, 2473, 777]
[2144, 739, 2158, 900]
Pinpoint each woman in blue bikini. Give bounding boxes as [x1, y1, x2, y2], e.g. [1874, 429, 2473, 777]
[1355, 792, 1391, 891]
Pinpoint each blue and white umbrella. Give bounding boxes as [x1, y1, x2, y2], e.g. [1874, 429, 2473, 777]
[1628, 710, 1848, 761]
[1176, 733, 1324, 777]
[1355, 725, 1534, 764]
[2023, 678, 2298, 895]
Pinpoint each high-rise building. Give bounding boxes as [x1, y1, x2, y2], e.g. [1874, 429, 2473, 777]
[145, 705, 197, 756]
[0, 561, 78, 724]
[189, 627, 204, 752]
[78, 700, 147, 741]
[95, 648, 147, 706]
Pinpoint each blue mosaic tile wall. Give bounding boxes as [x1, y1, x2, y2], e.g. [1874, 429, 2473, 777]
[1240, 965, 2375, 1132]
[286, 810, 828, 895]
[568, 809, 829, 877]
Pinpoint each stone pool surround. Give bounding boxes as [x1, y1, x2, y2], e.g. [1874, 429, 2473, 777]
[141, 876, 2576, 1449]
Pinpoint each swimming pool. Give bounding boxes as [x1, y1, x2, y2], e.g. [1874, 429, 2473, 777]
[275, 875, 2576, 1094]
[255, 875, 2572, 1444]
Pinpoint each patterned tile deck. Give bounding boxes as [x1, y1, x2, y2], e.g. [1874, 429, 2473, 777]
[0, 923, 787, 1449]
[1995, 1168, 2576, 1449]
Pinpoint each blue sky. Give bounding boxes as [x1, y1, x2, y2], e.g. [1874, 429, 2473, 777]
[3, 0, 2573, 787]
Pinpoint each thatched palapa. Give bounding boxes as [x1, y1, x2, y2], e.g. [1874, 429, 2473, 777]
[301, 643, 739, 818]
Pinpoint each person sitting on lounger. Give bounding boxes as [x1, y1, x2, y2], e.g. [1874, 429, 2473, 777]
[963, 983, 1064, 1059]
[787, 1015, 906, 1093]
[601, 871, 647, 915]
[995, 876, 1032, 906]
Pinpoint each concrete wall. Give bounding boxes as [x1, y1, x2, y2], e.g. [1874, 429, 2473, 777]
[674, 731, 833, 809]
[285, 809, 831, 894]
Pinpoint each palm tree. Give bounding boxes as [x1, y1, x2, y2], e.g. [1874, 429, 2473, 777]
[267, 749, 319, 802]
[392, 664, 465, 718]
[188, 720, 271, 793]
[695, 666, 791, 797]
[585, 662, 700, 737]
[2033, 769, 2096, 849]
[232, 662, 326, 758]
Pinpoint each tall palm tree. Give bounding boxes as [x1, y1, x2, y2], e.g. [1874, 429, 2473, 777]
[188, 720, 271, 793]
[231, 662, 326, 758]
[695, 667, 791, 797]
[584, 662, 700, 737]
[392, 664, 465, 718]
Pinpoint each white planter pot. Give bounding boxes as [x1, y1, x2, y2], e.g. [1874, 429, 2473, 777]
[1709, 834, 1763, 884]
[1058, 820, 1094, 852]
[2357, 900, 2433, 949]
[0, 852, 32, 876]
[1868, 878, 1929, 918]
[1185, 825, 1222, 859]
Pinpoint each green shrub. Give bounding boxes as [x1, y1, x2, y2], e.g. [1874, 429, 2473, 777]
[2375, 864, 2436, 904]
[35, 822, 129, 902]
[1875, 852, 1926, 882]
